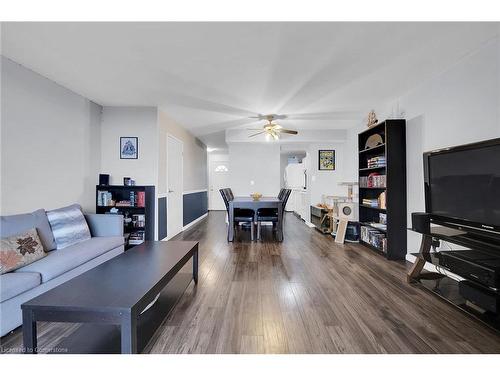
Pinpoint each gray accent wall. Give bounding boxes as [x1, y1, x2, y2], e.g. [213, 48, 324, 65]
[158, 197, 167, 240]
[183, 191, 208, 227]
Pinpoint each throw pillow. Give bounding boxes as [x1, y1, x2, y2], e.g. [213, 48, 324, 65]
[46, 204, 91, 249]
[0, 209, 57, 251]
[0, 228, 46, 274]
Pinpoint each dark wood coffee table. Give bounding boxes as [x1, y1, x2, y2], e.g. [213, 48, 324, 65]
[21, 241, 198, 354]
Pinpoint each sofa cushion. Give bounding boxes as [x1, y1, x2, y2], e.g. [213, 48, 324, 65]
[46, 204, 91, 249]
[1, 228, 47, 274]
[15, 236, 124, 282]
[0, 272, 41, 302]
[0, 209, 56, 251]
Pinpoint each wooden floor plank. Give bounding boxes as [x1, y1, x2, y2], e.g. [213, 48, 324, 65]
[3, 211, 500, 354]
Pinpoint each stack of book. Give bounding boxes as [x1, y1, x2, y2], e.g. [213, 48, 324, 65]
[367, 156, 386, 168]
[362, 198, 379, 207]
[129, 231, 145, 245]
[115, 200, 132, 207]
[368, 222, 387, 231]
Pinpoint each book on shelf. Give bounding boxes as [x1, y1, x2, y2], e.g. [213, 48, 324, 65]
[361, 226, 387, 252]
[97, 191, 113, 206]
[362, 199, 379, 207]
[367, 222, 387, 230]
[132, 214, 146, 228]
[360, 174, 386, 188]
[137, 191, 145, 207]
[128, 230, 145, 245]
[367, 156, 386, 168]
[115, 200, 132, 207]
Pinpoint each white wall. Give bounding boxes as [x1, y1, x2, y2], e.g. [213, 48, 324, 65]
[1, 56, 102, 214]
[307, 143, 347, 205]
[228, 143, 281, 196]
[341, 37, 500, 254]
[157, 110, 207, 194]
[100, 107, 158, 186]
[396, 36, 500, 253]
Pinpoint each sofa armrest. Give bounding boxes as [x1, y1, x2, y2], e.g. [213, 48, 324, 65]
[84, 214, 124, 237]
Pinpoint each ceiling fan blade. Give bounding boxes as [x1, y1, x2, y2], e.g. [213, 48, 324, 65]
[277, 129, 298, 135]
[248, 131, 266, 138]
[284, 111, 363, 120]
[246, 128, 264, 130]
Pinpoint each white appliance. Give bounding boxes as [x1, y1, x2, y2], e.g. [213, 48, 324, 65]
[284, 163, 306, 189]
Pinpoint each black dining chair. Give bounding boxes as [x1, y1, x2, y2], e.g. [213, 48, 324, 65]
[278, 188, 286, 200]
[219, 188, 255, 241]
[256, 189, 292, 241]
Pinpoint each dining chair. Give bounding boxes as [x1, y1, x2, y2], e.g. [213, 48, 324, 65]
[219, 188, 255, 241]
[256, 189, 292, 240]
[278, 188, 286, 200]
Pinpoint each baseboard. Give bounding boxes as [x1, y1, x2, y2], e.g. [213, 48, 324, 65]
[182, 213, 208, 231]
[304, 220, 315, 228]
[160, 213, 208, 241]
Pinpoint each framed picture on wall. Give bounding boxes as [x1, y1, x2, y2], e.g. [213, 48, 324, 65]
[318, 150, 335, 170]
[120, 137, 138, 159]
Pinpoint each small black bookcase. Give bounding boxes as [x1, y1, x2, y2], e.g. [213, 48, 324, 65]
[358, 119, 407, 260]
[95, 185, 155, 249]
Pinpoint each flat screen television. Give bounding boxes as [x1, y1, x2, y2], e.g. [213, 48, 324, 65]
[424, 137, 500, 239]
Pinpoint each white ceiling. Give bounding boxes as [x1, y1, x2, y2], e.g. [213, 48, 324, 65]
[2, 22, 498, 148]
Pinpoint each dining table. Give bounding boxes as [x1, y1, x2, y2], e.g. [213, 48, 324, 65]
[228, 197, 284, 242]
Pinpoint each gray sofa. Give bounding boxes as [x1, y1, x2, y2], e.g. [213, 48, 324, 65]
[0, 208, 124, 336]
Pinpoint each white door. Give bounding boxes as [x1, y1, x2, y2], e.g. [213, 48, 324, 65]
[209, 160, 229, 210]
[167, 135, 183, 238]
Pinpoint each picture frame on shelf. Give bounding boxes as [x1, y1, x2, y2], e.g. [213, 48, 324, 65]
[318, 149, 335, 170]
[120, 137, 138, 159]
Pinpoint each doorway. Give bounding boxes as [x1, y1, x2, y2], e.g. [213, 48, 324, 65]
[209, 160, 229, 210]
[167, 135, 183, 238]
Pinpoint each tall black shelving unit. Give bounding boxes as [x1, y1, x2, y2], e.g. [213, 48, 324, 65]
[95, 185, 155, 249]
[358, 119, 407, 260]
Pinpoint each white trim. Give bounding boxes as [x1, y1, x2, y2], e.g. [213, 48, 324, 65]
[183, 213, 208, 231]
[166, 134, 184, 240]
[157, 193, 168, 198]
[304, 220, 315, 228]
[183, 189, 208, 195]
[161, 212, 208, 241]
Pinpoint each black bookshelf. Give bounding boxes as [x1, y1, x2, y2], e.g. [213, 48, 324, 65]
[96, 185, 155, 249]
[358, 119, 407, 260]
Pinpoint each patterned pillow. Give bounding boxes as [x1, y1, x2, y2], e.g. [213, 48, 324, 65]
[0, 228, 47, 274]
[46, 204, 91, 249]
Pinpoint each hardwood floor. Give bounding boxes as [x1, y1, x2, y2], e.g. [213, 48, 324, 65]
[2, 211, 500, 354]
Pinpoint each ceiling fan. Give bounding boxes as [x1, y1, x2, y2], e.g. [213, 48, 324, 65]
[247, 114, 298, 140]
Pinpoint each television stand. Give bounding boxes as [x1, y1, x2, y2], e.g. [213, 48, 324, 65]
[408, 225, 500, 333]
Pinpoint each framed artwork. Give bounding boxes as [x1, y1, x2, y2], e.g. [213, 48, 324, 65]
[120, 137, 138, 159]
[318, 150, 335, 170]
